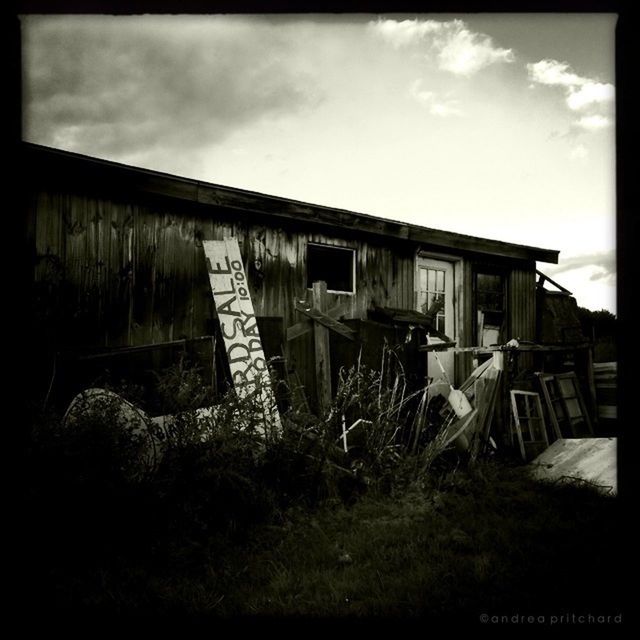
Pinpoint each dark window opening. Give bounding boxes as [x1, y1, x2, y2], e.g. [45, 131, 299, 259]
[306, 243, 355, 293]
[475, 271, 506, 346]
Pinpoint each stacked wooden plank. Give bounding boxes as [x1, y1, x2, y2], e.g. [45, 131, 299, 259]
[436, 357, 502, 460]
[468, 362, 502, 461]
[593, 362, 617, 423]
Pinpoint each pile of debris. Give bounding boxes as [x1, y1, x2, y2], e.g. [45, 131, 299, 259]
[420, 352, 503, 466]
[419, 334, 609, 467]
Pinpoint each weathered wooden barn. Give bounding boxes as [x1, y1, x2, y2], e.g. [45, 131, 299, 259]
[23, 142, 559, 415]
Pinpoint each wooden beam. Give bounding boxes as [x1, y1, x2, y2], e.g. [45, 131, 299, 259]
[372, 299, 443, 325]
[71, 335, 214, 359]
[452, 343, 591, 354]
[460, 358, 494, 393]
[286, 301, 350, 342]
[286, 320, 314, 342]
[410, 227, 559, 264]
[536, 270, 572, 294]
[294, 300, 357, 342]
[419, 341, 457, 352]
[312, 281, 333, 414]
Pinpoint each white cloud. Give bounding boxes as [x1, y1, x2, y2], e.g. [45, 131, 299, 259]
[409, 80, 463, 116]
[22, 16, 322, 161]
[568, 144, 588, 161]
[566, 81, 615, 111]
[575, 114, 612, 130]
[526, 59, 587, 86]
[371, 18, 514, 76]
[542, 250, 616, 281]
[370, 18, 442, 49]
[436, 25, 514, 76]
[527, 58, 615, 136]
[429, 102, 464, 117]
[409, 81, 435, 104]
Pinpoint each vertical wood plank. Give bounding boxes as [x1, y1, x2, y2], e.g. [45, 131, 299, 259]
[192, 216, 209, 338]
[312, 281, 332, 414]
[172, 214, 195, 340]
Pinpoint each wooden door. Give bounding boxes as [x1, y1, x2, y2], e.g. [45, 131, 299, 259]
[416, 257, 455, 385]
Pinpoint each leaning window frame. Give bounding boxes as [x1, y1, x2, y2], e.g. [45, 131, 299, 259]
[306, 242, 357, 295]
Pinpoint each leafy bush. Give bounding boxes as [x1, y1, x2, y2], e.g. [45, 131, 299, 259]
[152, 353, 214, 415]
[25, 349, 454, 580]
[321, 345, 445, 496]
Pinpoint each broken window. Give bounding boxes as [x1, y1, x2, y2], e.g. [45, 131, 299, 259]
[475, 271, 506, 346]
[306, 243, 355, 293]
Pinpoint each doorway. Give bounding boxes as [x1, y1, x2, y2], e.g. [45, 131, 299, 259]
[416, 256, 456, 385]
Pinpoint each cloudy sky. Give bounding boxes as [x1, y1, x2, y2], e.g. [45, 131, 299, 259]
[21, 13, 616, 312]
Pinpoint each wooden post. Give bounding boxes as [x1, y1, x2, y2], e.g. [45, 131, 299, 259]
[583, 346, 599, 430]
[497, 351, 511, 448]
[313, 281, 332, 414]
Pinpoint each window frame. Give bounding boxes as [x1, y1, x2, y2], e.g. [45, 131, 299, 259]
[418, 265, 448, 333]
[306, 242, 357, 295]
[473, 266, 508, 346]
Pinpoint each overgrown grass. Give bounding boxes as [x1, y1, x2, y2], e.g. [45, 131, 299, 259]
[24, 463, 621, 620]
[22, 357, 624, 622]
[235, 467, 621, 619]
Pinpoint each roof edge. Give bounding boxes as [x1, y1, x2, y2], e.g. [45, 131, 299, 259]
[22, 142, 560, 264]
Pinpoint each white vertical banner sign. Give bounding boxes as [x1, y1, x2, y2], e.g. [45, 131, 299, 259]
[203, 238, 282, 433]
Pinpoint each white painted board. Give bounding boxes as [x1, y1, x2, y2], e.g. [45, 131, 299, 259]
[203, 238, 281, 433]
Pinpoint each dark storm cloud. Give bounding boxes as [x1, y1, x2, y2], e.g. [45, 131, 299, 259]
[22, 16, 321, 160]
[542, 250, 616, 284]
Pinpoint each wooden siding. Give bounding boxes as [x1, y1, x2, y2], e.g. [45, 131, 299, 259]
[455, 259, 475, 386]
[29, 188, 417, 403]
[509, 266, 537, 342]
[31, 189, 417, 346]
[28, 182, 542, 407]
[509, 265, 537, 373]
[24, 142, 560, 265]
